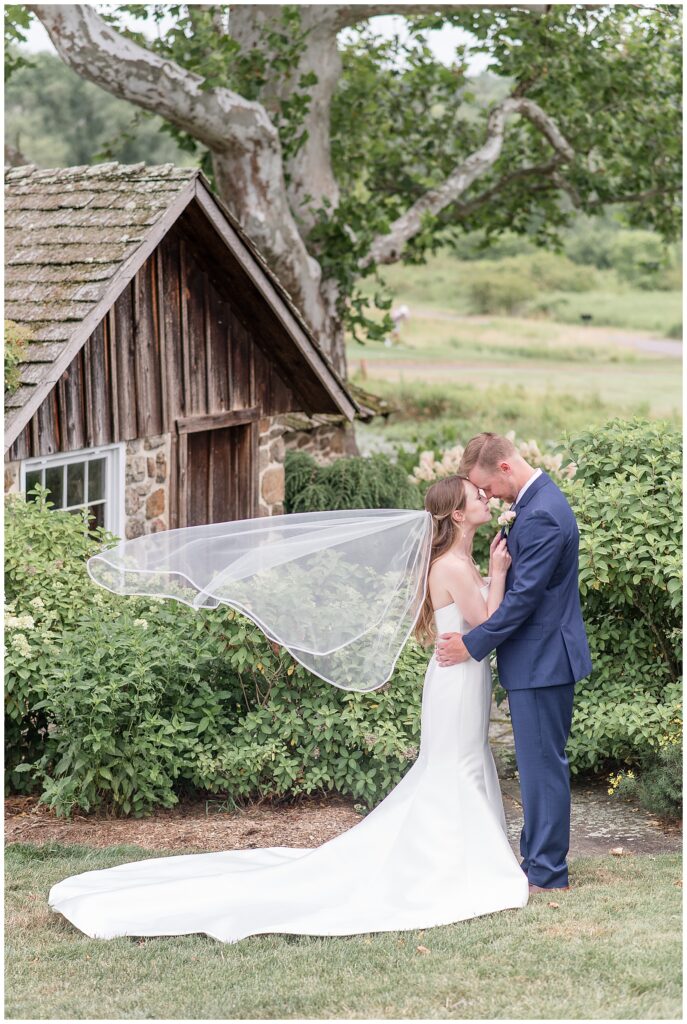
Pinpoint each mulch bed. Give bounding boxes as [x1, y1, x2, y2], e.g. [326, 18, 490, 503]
[4, 793, 362, 852]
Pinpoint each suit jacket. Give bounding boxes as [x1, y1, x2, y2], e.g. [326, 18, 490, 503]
[462, 472, 592, 690]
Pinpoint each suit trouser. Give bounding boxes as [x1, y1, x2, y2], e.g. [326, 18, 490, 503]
[506, 682, 575, 889]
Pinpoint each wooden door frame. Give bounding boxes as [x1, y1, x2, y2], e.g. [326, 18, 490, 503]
[171, 406, 260, 528]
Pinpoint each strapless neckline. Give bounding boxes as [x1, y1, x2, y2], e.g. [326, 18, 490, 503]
[433, 577, 491, 616]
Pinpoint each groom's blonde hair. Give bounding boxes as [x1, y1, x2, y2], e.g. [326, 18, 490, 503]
[460, 432, 517, 473]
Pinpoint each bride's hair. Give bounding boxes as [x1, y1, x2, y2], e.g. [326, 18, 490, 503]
[413, 474, 471, 647]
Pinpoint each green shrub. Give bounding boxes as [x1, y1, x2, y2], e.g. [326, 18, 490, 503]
[285, 449, 421, 513]
[7, 421, 681, 816]
[5, 486, 430, 816]
[467, 268, 537, 315]
[5, 486, 116, 789]
[561, 419, 682, 776]
[526, 253, 595, 293]
[25, 598, 429, 817]
[608, 720, 682, 820]
[464, 253, 594, 315]
[610, 230, 678, 291]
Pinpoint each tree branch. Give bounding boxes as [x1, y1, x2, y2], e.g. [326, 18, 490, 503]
[332, 4, 552, 30]
[27, 4, 274, 152]
[596, 184, 683, 206]
[445, 159, 562, 220]
[29, 4, 337, 353]
[362, 96, 574, 267]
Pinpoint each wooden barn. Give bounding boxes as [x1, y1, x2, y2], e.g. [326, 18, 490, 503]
[4, 162, 360, 538]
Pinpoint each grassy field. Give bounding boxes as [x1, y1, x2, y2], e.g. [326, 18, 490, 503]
[346, 266, 682, 438]
[348, 250, 682, 432]
[372, 252, 682, 336]
[5, 843, 682, 1020]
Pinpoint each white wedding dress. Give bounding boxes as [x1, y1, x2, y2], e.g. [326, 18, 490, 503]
[48, 582, 529, 942]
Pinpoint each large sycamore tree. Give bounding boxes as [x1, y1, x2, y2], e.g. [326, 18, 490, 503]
[15, 3, 682, 375]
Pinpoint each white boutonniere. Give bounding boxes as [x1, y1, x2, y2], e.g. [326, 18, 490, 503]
[497, 510, 517, 533]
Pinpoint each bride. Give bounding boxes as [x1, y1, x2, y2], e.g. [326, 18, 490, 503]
[48, 475, 529, 942]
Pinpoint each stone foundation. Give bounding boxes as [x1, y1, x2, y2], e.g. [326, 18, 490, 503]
[4, 460, 21, 494]
[281, 417, 359, 465]
[256, 415, 359, 516]
[5, 415, 359, 530]
[257, 417, 286, 516]
[124, 433, 171, 539]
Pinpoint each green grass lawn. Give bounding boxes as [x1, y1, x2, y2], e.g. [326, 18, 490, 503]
[6, 843, 682, 1020]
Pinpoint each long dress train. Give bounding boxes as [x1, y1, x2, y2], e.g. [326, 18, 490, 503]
[48, 585, 529, 942]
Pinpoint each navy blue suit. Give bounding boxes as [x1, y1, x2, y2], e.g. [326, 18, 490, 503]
[463, 471, 592, 887]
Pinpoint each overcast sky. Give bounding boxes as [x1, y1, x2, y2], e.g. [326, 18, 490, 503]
[21, 10, 491, 75]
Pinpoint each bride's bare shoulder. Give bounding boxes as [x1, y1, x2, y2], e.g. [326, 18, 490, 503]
[429, 552, 471, 580]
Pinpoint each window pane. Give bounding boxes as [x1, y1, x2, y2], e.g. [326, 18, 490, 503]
[45, 466, 64, 508]
[88, 458, 106, 502]
[25, 469, 42, 499]
[66, 462, 85, 507]
[87, 503, 105, 531]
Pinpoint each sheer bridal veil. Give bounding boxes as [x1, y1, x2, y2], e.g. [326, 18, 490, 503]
[87, 509, 433, 692]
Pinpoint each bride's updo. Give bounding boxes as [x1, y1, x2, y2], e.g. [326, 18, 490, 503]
[413, 474, 470, 647]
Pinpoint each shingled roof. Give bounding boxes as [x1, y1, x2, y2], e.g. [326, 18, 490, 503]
[4, 162, 360, 447]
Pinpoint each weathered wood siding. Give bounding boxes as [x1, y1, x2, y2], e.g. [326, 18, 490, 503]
[7, 221, 301, 463]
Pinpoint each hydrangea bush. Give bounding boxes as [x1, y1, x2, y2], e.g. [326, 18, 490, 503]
[5, 487, 428, 816]
[5, 420, 681, 818]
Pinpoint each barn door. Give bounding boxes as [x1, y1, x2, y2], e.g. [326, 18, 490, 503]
[174, 408, 259, 527]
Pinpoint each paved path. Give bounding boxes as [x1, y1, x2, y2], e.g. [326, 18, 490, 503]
[489, 694, 682, 859]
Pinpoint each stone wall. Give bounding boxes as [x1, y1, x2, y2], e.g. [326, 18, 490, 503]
[256, 415, 359, 516]
[282, 418, 358, 465]
[124, 433, 171, 539]
[4, 460, 21, 494]
[257, 417, 285, 516]
[5, 416, 356, 531]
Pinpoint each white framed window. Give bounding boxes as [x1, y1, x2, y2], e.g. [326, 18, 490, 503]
[21, 442, 125, 538]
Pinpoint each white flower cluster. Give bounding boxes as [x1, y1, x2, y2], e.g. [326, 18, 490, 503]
[5, 612, 35, 631]
[133, 618, 149, 630]
[410, 444, 465, 483]
[10, 633, 32, 657]
[515, 436, 576, 480]
[409, 431, 576, 486]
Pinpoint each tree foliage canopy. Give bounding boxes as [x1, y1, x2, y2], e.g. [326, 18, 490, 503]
[7, 4, 683, 362]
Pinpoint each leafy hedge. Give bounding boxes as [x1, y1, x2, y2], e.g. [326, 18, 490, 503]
[5, 487, 428, 817]
[561, 419, 682, 793]
[5, 420, 682, 818]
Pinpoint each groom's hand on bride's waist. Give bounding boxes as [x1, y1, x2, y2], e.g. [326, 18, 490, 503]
[435, 632, 470, 667]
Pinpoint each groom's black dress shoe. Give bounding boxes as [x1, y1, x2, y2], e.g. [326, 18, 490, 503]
[528, 882, 570, 894]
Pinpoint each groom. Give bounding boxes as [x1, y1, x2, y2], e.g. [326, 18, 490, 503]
[435, 432, 592, 892]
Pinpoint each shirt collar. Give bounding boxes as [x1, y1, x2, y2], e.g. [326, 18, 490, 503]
[515, 467, 543, 506]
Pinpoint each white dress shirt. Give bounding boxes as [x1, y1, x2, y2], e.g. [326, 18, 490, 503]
[515, 467, 542, 505]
